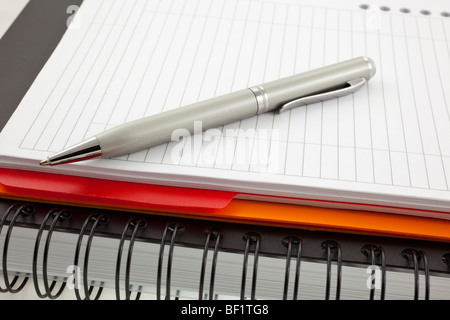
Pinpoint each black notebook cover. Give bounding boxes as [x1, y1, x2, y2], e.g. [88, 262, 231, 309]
[0, 0, 83, 131]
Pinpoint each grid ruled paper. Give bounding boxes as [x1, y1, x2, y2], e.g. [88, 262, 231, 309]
[1, 0, 450, 213]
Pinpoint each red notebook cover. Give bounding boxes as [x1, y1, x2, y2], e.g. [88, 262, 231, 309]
[0, 168, 236, 213]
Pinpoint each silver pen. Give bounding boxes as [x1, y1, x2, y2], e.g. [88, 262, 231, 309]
[40, 56, 375, 166]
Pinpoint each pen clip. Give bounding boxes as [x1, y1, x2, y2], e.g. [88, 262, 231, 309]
[278, 78, 367, 113]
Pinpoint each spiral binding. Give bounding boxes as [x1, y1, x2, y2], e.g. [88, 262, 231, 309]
[73, 213, 109, 300]
[443, 253, 450, 267]
[361, 244, 386, 300]
[321, 240, 342, 300]
[115, 218, 146, 300]
[0, 200, 450, 300]
[32, 208, 72, 299]
[401, 248, 430, 300]
[199, 227, 221, 300]
[240, 232, 261, 300]
[282, 236, 302, 300]
[157, 222, 184, 300]
[0, 204, 34, 293]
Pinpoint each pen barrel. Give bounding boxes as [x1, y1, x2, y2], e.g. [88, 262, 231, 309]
[97, 89, 258, 158]
[257, 56, 375, 112]
[96, 56, 374, 159]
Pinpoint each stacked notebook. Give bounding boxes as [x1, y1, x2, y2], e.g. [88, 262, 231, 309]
[0, 0, 449, 301]
[0, 0, 450, 218]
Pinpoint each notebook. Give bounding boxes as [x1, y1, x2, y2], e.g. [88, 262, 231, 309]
[0, 0, 449, 216]
[2, 198, 450, 301]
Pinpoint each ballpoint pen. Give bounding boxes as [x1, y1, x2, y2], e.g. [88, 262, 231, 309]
[40, 56, 376, 166]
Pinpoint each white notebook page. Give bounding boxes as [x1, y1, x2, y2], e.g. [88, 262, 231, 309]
[1, 0, 450, 213]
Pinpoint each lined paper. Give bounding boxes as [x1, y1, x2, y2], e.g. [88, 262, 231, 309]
[1, 0, 450, 213]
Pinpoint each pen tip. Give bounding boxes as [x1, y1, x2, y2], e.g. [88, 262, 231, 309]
[40, 158, 51, 166]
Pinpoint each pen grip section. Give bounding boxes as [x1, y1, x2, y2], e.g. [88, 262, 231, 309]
[97, 89, 258, 158]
